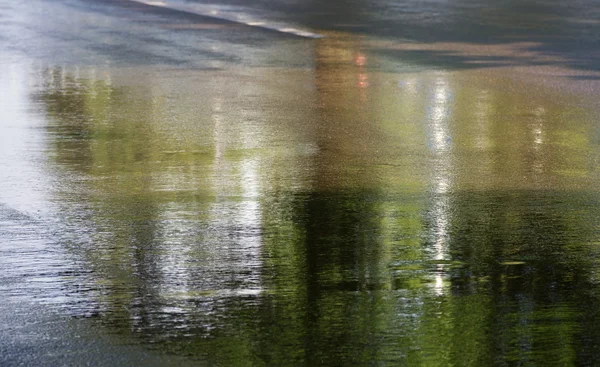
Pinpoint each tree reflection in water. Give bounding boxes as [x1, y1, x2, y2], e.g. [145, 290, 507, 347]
[34, 31, 600, 365]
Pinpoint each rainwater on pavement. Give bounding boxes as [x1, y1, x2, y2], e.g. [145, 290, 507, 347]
[3, 0, 600, 365]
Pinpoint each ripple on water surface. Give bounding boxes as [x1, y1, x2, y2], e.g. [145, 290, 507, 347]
[4, 44, 600, 365]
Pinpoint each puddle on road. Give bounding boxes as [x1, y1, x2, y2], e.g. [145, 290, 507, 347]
[4, 29, 600, 366]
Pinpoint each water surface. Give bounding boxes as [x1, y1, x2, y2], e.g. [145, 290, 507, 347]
[3, 0, 600, 365]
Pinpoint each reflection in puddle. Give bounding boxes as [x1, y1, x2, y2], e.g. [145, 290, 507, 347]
[3, 34, 600, 365]
[427, 74, 453, 296]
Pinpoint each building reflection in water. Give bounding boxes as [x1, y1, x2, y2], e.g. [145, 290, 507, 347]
[30, 29, 600, 365]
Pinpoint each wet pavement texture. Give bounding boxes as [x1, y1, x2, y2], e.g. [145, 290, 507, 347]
[3, 0, 600, 366]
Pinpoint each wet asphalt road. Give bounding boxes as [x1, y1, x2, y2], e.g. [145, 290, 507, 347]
[3, 0, 600, 366]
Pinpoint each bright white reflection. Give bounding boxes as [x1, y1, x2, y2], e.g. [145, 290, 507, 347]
[532, 107, 546, 146]
[533, 126, 544, 145]
[428, 76, 453, 195]
[0, 62, 51, 215]
[210, 88, 263, 290]
[426, 74, 453, 296]
[531, 106, 546, 174]
[239, 157, 262, 254]
[434, 268, 445, 296]
[212, 96, 224, 161]
[432, 201, 449, 258]
[429, 77, 451, 153]
[154, 85, 265, 302]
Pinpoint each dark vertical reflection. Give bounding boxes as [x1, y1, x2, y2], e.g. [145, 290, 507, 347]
[436, 191, 600, 366]
[252, 33, 390, 365]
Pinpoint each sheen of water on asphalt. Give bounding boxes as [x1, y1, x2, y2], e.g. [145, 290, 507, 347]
[3, 0, 600, 366]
